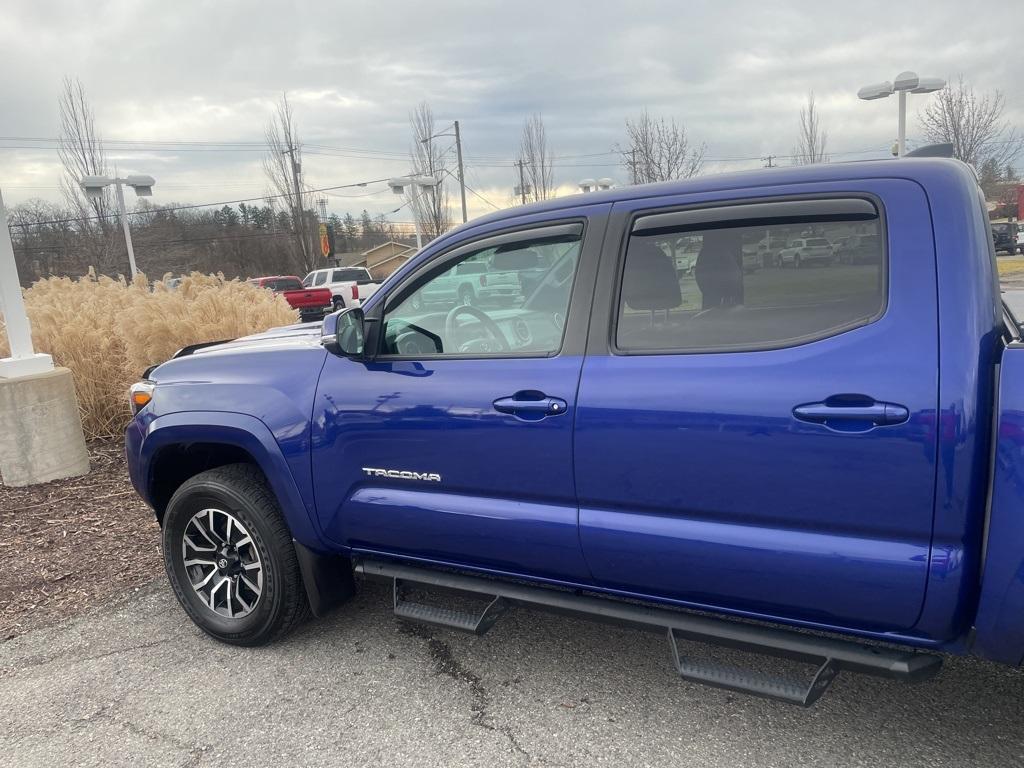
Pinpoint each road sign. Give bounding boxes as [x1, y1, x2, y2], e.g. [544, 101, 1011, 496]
[319, 223, 333, 259]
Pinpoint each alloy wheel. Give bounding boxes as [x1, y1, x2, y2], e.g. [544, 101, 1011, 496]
[181, 508, 263, 619]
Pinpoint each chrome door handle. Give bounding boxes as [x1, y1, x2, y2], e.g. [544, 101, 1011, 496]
[793, 399, 909, 427]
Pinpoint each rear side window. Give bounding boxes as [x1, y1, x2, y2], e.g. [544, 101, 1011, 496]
[332, 268, 371, 283]
[616, 201, 885, 353]
[267, 277, 302, 291]
[313, 271, 328, 286]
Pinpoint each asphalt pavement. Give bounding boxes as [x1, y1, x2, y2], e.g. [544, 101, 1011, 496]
[2, 579, 1023, 768]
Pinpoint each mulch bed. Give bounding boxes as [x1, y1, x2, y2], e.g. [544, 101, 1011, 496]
[0, 440, 162, 641]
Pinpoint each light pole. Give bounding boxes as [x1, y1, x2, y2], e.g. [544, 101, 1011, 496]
[80, 174, 155, 279]
[388, 176, 441, 250]
[420, 122, 467, 223]
[857, 71, 946, 157]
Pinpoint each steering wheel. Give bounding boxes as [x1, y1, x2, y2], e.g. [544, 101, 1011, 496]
[444, 304, 510, 353]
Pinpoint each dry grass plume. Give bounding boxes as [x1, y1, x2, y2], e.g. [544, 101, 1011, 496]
[0, 272, 298, 438]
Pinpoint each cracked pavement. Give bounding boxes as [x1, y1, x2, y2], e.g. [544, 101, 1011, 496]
[2, 579, 1024, 767]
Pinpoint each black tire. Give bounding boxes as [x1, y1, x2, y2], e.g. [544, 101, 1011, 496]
[162, 464, 310, 646]
[458, 285, 476, 306]
[332, 296, 345, 312]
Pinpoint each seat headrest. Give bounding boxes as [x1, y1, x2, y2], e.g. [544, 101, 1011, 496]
[622, 242, 681, 311]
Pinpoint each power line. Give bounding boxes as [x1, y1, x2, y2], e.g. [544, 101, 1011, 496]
[6, 175, 402, 228]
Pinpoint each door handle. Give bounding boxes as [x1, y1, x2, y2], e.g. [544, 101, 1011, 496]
[793, 398, 909, 427]
[493, 394, 567, 417]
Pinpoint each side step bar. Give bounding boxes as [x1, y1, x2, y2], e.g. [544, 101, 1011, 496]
[357, 559, 942, 706]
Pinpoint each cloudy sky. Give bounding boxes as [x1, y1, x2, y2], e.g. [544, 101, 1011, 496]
[1, 0, 1021, 222]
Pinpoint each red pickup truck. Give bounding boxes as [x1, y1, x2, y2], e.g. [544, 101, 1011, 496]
[248, 275, 333, 323]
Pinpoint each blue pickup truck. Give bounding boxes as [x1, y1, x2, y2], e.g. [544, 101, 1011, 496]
[125, 157, 1024, 706]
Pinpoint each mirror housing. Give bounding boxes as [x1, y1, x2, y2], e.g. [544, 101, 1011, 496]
[321, 306, 367, 360]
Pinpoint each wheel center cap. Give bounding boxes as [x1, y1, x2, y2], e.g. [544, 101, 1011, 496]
[217, 557, 229, 569]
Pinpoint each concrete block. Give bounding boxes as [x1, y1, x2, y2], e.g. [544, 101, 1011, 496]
[0, 366, 90, 487]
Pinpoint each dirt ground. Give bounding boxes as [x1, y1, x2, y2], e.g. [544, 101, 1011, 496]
[0, 440, 161, 640]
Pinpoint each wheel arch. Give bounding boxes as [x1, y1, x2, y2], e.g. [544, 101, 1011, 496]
[139, 411, 323, 549]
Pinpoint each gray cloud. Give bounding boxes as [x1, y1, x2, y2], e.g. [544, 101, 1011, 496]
[1, 0, 1021, 217]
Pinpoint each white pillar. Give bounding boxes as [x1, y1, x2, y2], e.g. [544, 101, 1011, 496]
[897, 91, 907, 158]
[0, 189, 53, 378]
[115, 180, 139, 279]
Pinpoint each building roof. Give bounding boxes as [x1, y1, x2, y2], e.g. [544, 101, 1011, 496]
[361, 241, 416, 257]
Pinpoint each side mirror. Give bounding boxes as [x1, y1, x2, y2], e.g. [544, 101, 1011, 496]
[322, 307, 366, 359]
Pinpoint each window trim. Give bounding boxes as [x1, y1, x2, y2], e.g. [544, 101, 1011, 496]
[371, 219, 589, 361]
[609, 193, 890, 356]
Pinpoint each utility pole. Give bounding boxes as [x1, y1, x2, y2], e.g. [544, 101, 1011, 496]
[763, 155, 776, 168]
[517, 160, 527, 205]
[284, 145, 309, 268]
[454, 120, 467, 223]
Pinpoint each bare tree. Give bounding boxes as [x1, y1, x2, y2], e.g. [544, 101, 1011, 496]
[517, 113, 554, 201]
[919, 75, 1022, 194]
[56, 77, 123, 274]
[262, 93, 317, 273]
[409, 102, 452, 241]
[58, 77, 111, 218]
[622, 110, 705, 184]
[792, 92, 829, 165]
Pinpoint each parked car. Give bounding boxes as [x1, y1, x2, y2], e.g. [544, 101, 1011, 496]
[778, 237, 835, 267]
[247, 275, 332, 322]
[129, 158, 1023, 707]
[992, 222, 1020, 255]
[413, 252, 524, 309]
[835, 234, 882, 264]
[302, 266, 380, 311]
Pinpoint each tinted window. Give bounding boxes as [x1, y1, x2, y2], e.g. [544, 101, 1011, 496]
[266, 277, 303, 292]
[313, 271, 328, 286]
[616, 213, 884, 352]
[381, 233, 582, 357]
[332, 268, 372, 283]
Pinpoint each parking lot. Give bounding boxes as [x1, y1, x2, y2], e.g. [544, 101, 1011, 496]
[2, 578, 1023, 768]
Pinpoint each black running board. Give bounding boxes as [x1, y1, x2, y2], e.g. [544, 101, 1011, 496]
[357, 559, 942, 706]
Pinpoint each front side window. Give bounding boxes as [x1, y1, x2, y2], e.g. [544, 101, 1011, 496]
[616, 209, 885, 353]
[380, 231, 582, 357]
[313, 271, 328, 286]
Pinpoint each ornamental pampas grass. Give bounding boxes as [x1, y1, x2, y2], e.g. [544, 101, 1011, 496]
[0, 271, 297, 438]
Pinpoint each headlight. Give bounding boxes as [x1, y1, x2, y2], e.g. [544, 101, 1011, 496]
[129, 381, 155, 415]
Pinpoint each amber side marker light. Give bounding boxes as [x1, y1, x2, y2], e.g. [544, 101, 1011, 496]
[129, 381, 155, 415]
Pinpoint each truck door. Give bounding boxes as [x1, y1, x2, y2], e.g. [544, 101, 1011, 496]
[311, 210, 607, 582]
[575, 182, 938, 632]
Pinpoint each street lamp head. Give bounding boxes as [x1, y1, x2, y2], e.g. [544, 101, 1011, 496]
[893, 71, 920, 92]
[410, 175, 441, 187]
[387, 178, 408, 195]
[910, 77, 946, 94]
[125, 175, 155, 197]
[80, 175, 113, 199]
[857, 81, 894, 100]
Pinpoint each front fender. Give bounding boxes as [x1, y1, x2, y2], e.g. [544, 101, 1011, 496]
[137, 411, 325, 549]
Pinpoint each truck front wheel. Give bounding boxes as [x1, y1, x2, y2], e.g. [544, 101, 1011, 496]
[162, 464, 310, 646]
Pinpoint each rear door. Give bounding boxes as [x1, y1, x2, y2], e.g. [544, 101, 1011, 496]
[311, 209, 608, 581]
[575, 182, 938, 632]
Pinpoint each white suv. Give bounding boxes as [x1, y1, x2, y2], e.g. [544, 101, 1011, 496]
[778, 237, 835, 268]
[302, 267, 380, 311]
